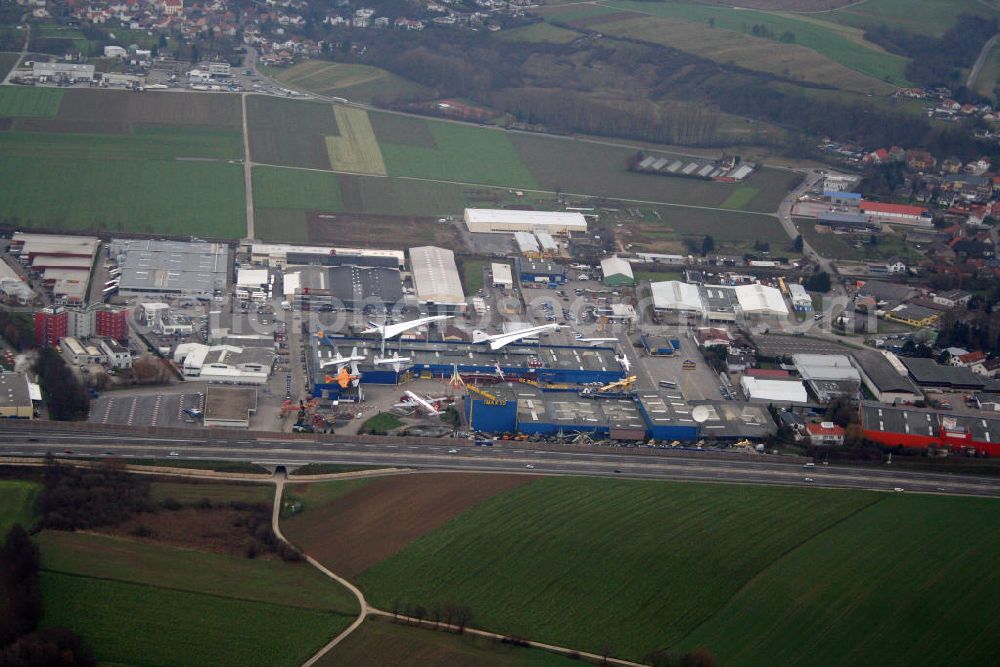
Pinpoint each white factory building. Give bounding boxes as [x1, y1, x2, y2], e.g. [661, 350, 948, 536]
[491, 263, 513, 289]
[464, 209, 588, 235]
[408, 246, 466, 313]
[173, 343, 274, 385]
[249, 243, 404, 269]
[740, 376, 808, 404]
[732, 284, 789, 318]
[650, 281, 704, 315]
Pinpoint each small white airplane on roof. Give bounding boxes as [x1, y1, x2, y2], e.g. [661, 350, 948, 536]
[616, 353, 632, 373]
[320, 346, 366, 373]
[574, 332, 619, 346]
[373, 352, 412, 373]
[394, 390, 446, 416]
[472, 323, 562, 351]
[494, 362, 505, 381]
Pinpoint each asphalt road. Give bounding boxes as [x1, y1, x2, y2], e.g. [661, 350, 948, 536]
[2, 427, 999, 497]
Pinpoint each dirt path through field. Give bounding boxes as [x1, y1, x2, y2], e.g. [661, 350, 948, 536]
[241, 92, 255, 240]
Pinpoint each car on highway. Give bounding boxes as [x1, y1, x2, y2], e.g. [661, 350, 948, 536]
[804, 462, 816, 468]
[169, 451, 179, 457]
[804, 477, 814, 482]
[447, 448, 458, 454]
[525, 464, 535, 469]
[894, 487, 905, 492]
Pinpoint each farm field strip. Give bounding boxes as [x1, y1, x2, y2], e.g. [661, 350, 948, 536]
[325, 106, 387, 175]
[355, 478, 882, 661]
[0, 126, 243, 160]
[0, 86, 63, 117]
[266, 62, 430, 105]
[41, 571, 353, 667]
[593, 0, 909, 86]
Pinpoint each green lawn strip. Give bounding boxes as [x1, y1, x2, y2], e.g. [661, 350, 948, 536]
[0, 157, 246, 237]
[0, 87, 64, 117]
[0, 480, 42, 534]
[634, 269, 683, 283]
[378, 118, 538, 189]
[147, 480, 274, 506]
[497, 22, 583, 44]
[680, 494, 1000, 665]
[0, 53, 20, 79]
[360, 412, 403, 434]
[110, 458, 268, 474]
[253, 166, 344, 211]
[36, 530, 357, 614]
[462, 258, 490, 294]
[358, 478, 880, 661]
[40, 571, 353, 667]
[720, 186, 760, 210]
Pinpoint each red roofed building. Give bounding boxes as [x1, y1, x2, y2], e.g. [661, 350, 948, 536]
[745, 368, 791, 378]
[805, 421, 845, 445]
[861, 200, 932, 227]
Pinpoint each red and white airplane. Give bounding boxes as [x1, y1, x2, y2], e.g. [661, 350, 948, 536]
[394, 391, 449, 416]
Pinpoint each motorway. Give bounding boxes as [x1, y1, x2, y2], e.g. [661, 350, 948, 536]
[2, 427, 1000, 497]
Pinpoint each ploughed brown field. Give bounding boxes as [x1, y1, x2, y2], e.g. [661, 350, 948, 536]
[283, 473, 532, 578]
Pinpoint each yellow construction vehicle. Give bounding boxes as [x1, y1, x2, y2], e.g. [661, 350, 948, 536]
[581, 376, 637, 395]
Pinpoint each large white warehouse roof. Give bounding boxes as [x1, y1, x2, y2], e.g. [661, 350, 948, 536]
[733, 284, 788, 316]
[740, 376, 808, 403]
[650, 281, 704, 314]
[409, 246, 465, 306]
[601, 256, 634, 279]
[464, 209, 587, 233]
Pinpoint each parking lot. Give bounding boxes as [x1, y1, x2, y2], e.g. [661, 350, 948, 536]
[89, 391, 205, 428]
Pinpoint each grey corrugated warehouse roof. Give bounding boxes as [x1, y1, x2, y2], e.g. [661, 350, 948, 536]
[409, 246, 465, 306]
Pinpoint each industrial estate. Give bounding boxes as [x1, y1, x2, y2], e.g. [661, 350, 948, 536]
[2, 1, 1000, 666]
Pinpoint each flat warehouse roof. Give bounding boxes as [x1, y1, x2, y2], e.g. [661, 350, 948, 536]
[515, 387, 645, 429]
[409, 246, 464, 305]
[464, 208, 587, 230]
[861, 402, 1000, 443]
[204, 385, 258, 422]
[491, 263, 513, 284]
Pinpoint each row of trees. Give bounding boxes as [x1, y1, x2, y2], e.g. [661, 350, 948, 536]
[0, 525, 95, 666]
[491, 88, 720, 146]
[41, 456, 152, 531]
[32, 348, 89, 421]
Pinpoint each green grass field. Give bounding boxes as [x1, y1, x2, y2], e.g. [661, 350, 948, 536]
[253, 166, 344, 211]
[355, 478, 1000, 663]
[320, 615, 578, 666]
[374, 114, 539, 189]
[361, 412, 403, 434]
[825, 0, 994, 37]
[571, 1, 908, 88]
[38, 531, 357, 666]
[266, 61, 430, 105]
[0, 87, 64, 117]
[720, 186, 760, 210]
[358, 478, 881, 660]
[461, 258, 490, 294]
[679, 494, 1000, 665]
[0, 156, 246, 236]
[0, 480, 41, 535]
[795, 219, 919, 262]
[497, 22, 583, 44]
